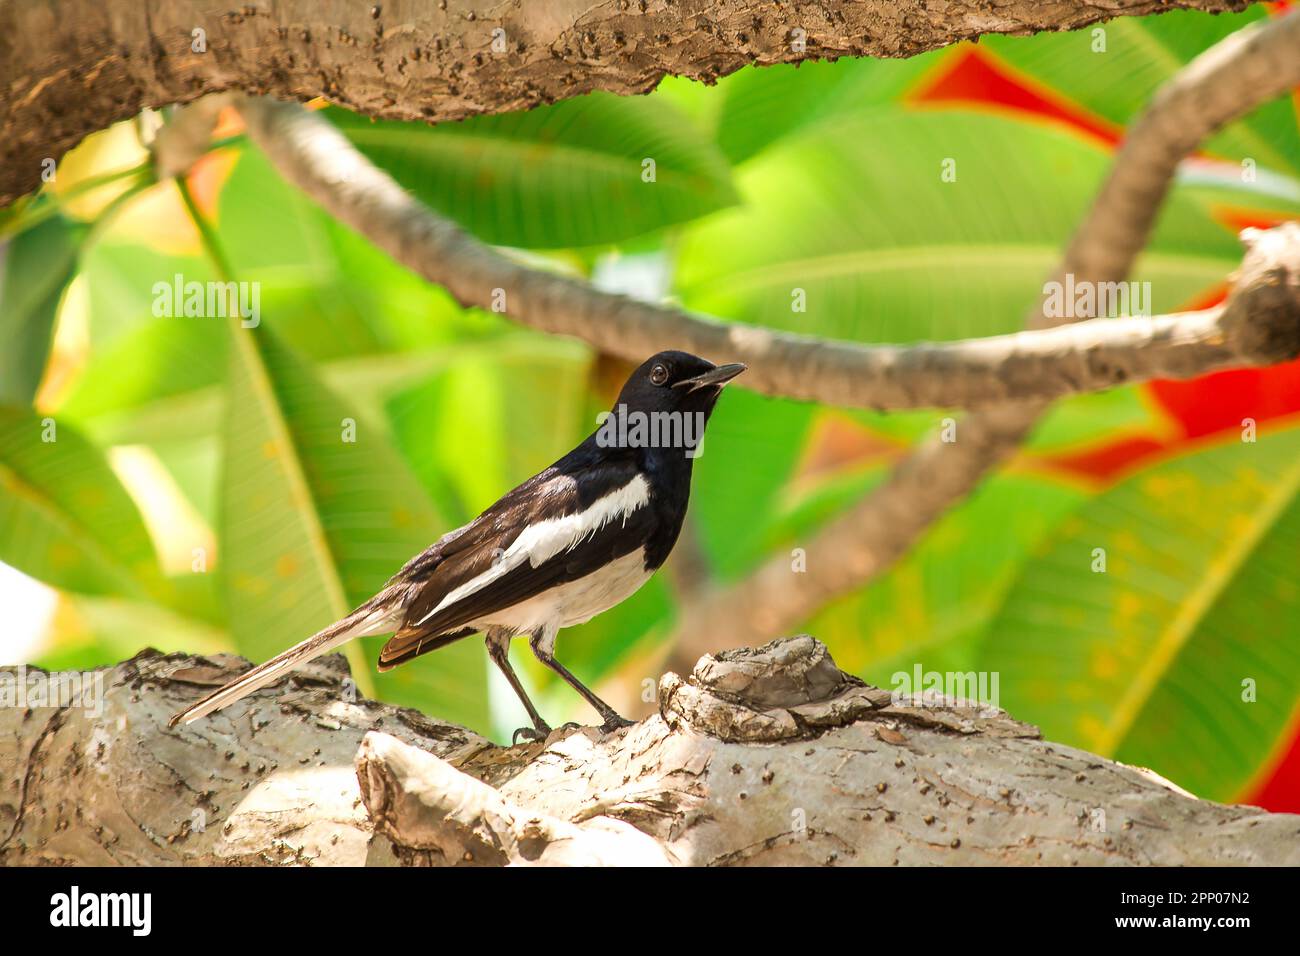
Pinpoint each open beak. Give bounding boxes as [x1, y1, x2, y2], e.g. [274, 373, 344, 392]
[674, 362, 747, 393]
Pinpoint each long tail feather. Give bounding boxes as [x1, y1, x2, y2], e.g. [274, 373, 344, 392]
[167, 603, 397, 727]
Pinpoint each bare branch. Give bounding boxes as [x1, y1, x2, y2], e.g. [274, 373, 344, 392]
[0, 0, 1255, 206]
[238, 97, 1299, 410]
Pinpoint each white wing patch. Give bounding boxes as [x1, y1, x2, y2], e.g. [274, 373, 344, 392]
[414, 474, 650, 626]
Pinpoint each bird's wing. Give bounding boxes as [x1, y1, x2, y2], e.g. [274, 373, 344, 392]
[378, 454, 655, 669]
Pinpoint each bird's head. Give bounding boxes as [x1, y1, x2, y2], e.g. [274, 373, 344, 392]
[597, 351, 745, 461]
[614, 350, 747, 419]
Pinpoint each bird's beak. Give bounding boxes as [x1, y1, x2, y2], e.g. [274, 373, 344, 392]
[674, 363, 747, 392]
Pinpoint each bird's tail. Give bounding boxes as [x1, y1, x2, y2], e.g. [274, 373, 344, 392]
[167, 601, 399, 727]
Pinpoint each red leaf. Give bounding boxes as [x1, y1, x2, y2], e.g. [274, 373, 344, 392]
[1149, 361, 1300, 439]
[1241, 709, 1300, 813]
[910, 47, 1120, 148]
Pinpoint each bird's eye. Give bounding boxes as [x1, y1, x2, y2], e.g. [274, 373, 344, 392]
[650, 364, 669, 386]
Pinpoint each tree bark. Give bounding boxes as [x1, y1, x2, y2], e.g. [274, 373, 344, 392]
[0, 0, 1253, 206]
[4, 637, 1297, 866]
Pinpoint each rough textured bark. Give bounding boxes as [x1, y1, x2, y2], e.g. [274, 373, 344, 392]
[0, 0, 1254, 206]
[3, 638, 1298, 866]
[0, 652, 489, 865]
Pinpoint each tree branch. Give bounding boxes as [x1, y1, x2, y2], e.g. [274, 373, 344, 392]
[236, 96, 1300, 410]
[356, 732, 675, 865]
[0, 0, 1255, 206]
[0, 652, 490, 865]
[4, 638, 1297, 866]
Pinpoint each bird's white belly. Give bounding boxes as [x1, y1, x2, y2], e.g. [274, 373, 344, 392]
[474, 548, 653, 635]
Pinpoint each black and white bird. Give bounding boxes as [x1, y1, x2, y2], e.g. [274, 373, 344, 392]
[169, 351, 745, 741]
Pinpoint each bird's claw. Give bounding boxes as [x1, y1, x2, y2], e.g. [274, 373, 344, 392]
[512, 717, 629, 743]
[598, 715, 635, 735]
[512, 724, 551, 745]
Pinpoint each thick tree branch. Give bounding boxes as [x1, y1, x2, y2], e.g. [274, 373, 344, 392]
[0, 0, 1254, 206]
[237, 97, 1300, 410]
[0, 652, 490, 865]
[665, 8, 1300, 671]
[4, 638, 1297, 866]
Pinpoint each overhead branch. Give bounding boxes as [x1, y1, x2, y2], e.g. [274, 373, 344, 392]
[5, 638, 1298, 866]
[664, 8, 1300, 671]
[0, 0, 1255, 206]
[236, 97, 1299, 410]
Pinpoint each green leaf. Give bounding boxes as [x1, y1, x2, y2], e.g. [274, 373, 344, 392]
[57, 274, 460, 430]
[59, 311, 228, 428]
[219, 326, 489, 732]
[33, 594, 229, 672]
[689, 388, 817, 578]
[326, 92, 738, 249]
[385, 339, 592, 523]
[0, 407, 166, 599]
[79, 240, 211, 350]
[984, 6, 1300, 179]
[1177, 168, 1300, 220]
[809, 473, 1085, 680]
[218, 143, 497, 352]
[710, 54, 944, 164]
[1026, 385, 1165, 454]
[60, 333, 566, 460]
[675, 109, 1241, 345]
[980, 426, 1300, 801]
[58, 146, 504, 435]
[0, 214, 86, 404]
[165, 561, 226, 628]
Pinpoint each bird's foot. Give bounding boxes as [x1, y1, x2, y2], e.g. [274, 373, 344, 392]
[598, 714, 636, 735]
[511, 723, 552, 745]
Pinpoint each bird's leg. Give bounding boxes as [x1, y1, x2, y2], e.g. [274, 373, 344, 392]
[529, 627, 634, 734]
[485, 629, 551, 745]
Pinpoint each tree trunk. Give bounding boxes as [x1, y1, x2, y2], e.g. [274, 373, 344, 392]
[3, 637, 1295, 866]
